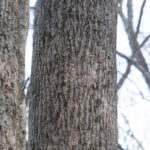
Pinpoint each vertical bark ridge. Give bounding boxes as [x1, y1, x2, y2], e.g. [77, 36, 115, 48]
[29, 0, 118, 149]
[0, 0, 28, 149]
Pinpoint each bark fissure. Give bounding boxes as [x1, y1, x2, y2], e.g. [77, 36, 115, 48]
[0, 0, 29, 150]
[28, 0, 118, 149]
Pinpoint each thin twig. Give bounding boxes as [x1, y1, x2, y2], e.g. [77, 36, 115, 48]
[117, 62, 132, 90]
[118, 144, 127, 150]
[30, 7, 35, 10]
[121, 114, 145, 150]
[117, 53, 134, 90]
[118, 69, 150, 102]
[127, 0, 133, 30]
[116, 51, 144, 74]
[20, 77, 30, 104]
[118, 4, 128, 31]
[140, 34, 150, 48]
[117, 51, 134, 63]
[136, 0, 146, 37]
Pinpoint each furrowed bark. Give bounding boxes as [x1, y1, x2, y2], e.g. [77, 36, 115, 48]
[0, 0, 29, 149]
[28, 0, 118, 149]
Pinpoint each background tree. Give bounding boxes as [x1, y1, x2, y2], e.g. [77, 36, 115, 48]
[0, 0, 29, 149]
[117, 0, 150, 149]
[28, 0, 118, 149]
[118, 0, 150, 89]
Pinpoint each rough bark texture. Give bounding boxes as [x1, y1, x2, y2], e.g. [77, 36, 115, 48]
[28, 0, 118, 149]
[0, 0, 29, 150]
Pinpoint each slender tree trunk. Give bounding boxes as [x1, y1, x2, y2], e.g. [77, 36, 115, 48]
[18, 1, 29, 149]
[0, 0, 29, 149]
[28, 0, 118, 149]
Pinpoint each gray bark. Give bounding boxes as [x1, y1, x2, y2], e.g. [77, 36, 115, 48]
[0, 0, 29, 149]
[28, 0, 118, 149]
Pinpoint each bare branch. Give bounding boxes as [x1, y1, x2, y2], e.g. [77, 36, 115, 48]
[121, 114, 145, 150]
[117, 51, 150, 90]
[20, 77, 30, 105]
[117, 62, 132, 90]
[136, 0, 146, 37]
[140, 34, 150, 48]
[127, 0, 133, 30]
[118, 72, 150, 103]
[117, 50, 139, 90]
[119, 0, 150, 89]
[119, 0, 135, 39]
[117, 51, 143, 72]
[30, 7, 35, 10]
[117, 51, 135, 63]
[118, 0, 124, 7]
[118, 144, 127, 150]
[118, 4, 128, 31]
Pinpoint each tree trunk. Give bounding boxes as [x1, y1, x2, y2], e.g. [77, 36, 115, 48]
[28, 0, 118, 149]
[0, 0, 29, 150]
